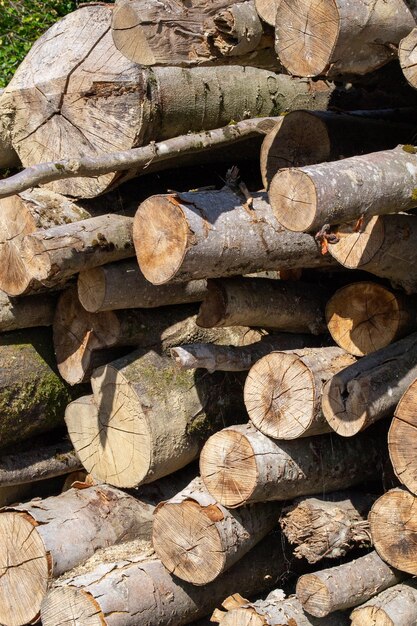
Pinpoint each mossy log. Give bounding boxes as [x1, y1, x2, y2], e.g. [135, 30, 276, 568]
[197, 277, 328, 334]
[54, 288, 261, 384]
[350, 580, 417, 626]
[369, 488, 417, 576]
[40, 536, 302, 626]
[244, 347, 355, 439]
[212, 591, 350, 625]
[389, 377, 417, 495]
[280, 491, 376, 564]
[170, 334, 322, 372]
[200, 422, 384, 507]
[296, 551, 406, 617]
[261, 109, 417, 189]
[0, 4, 318, 198]
[322, 332, 417, 437]
[0, 330, 71, 449]
[152, 476, 280, 585]
[134, 188, 335, 285]
[78, 260, 207, 312]
[325, 282, 417, 356]
[66, 349, 246, 487]
[269, 146, 417, 233]
[275, 0, 415, 77]
[0, 189, 96, 296]
[112, 0, 278, 69]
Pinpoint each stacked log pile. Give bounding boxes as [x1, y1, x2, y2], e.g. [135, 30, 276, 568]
[1, 1, 417, 625]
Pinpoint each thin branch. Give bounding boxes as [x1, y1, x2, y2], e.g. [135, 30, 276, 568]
[0, 117, 278, 198]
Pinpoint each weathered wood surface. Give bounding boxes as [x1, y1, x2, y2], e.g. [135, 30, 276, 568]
[389, 377, 417, 495]
[350, 580, 417, 626]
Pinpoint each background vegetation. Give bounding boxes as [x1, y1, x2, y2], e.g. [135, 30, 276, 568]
[0, 0, 110, 88]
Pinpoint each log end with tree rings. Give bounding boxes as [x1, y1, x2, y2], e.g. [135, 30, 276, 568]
[133, 195, 189, 285]
[40, 587, 103, 626]
[296, 573, 333, 617]
[269, 169, 318, 232]
[389, 378, 417, 495]
[399, 27, 417, 91]
[369, 488, 417, 576]
[200, 429, 257, 508]
[111, 0, 156, 66]
[325, 282, 410, 357]
[254, 0, 281, 26]
[275, 0, 340, 77]
[152, 499, 227, 585]
[0, 512, 50, 626]
[244, 352, 316, 439]
[77, 267, 107, 313]
[328, 216, 385, 269]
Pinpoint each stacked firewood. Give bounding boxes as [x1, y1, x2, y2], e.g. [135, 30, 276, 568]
[1, 1, 417, 625]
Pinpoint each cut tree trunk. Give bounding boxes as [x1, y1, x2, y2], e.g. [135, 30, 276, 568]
[0, 290, 56, 332]
[325, 282, 417, 357]
[17, 214, 135, 294]
[0, 4, 323, 198]
[0, 439, 80, 487]
[399, 27, 417, 89]
[170, 334, 323, 372]
[66, 349, 247, 487]
[260, 109, 417, 190]
[77, 260, 207, 312]
[369, 488, 417, 576]
[254, 0, 280, 25]
[134, 188, 334, 285]
[152, 476, 280, 585]
[280, 491, 376, 563]
[269, 146, 417, 233]
[197, 277, 329, 334]
[327, 213, 417, 294]
[212, 592, 349, 625]
[389, 378, 417, 495]
[0, 189, 96, 296]
[350, 580, 417, 626]
[296, 551, 406, 618]
[244, 347, 355, 439]
[275, 0, 415, 77]
[322, 332, 417, 437]
[0, 470, 195, 626]
[200, 422, 384, 507]
[0, 330, 71, 449]
[54, 287, 261, 384]
[112, 0, 278, 69]
[40, 536, 302, 626]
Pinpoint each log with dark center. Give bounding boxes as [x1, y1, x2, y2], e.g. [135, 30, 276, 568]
[296, 551, 406, 618]
[325, 282, 417, 357]
[152, 477, 280, 585]
[269, 146, 417, 233]
[275, 0, 415, 78]
[133, 188, 335, 285]
[322, 332, 417, 437]
[200, 422, 384, 507]
[244, 347, 356, 439]
[369, 488, 417, 576]
[66, 350, 246, 487]
[197, 277, 329, 334]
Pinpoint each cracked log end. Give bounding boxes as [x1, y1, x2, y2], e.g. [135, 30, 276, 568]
[53, 288, 120, 385]
[152, 500, 225, 585]
[40, 587, 104, 626]
[325, 282, 407, 357]
[244, 352, 315, 439]
[296, 573, 332, 618]
[269, 169, 317, 232]
[328, 216, 384, 269]
[200, 430, 257, 508]
[134, 195, 189, 285]
[369, 488, 417, 576]
[77, 267, 107, 313]
[0, 512, 49, 626]
[111, 0, 156, 65]
[389, 379, 417, 495]
[275, 0, 339, 77]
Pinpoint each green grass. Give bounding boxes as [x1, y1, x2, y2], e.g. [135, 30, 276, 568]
[0, 0, 111, 88]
